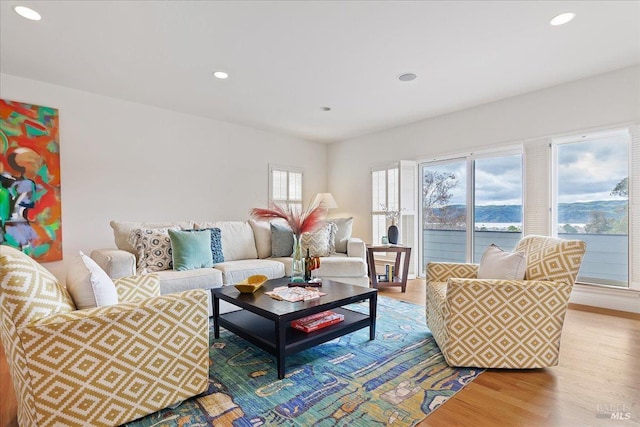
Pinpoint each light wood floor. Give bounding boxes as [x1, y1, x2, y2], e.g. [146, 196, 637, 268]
[1, 279, 638, 427]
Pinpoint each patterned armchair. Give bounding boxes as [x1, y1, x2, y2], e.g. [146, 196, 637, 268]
[0, 245, 209, 426]
[426, 235, 586, 369]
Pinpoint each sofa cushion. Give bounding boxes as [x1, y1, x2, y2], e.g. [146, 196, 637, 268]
[271, 222, 293, 257]
[273, 256, 366, 277]
[249, 219, 272, 259]
[301, 223, 336, 257]
[196, 221, 258, 261]
[477, 244, 526, 280]
[129, 227, 178, 274]
[66, 251, 119, 309]
[110, 220, 194, 253]
[169, 229, 214, 271]
[155, 268, 223, 295]
[329, 217, 353, 254]
[214, 259, 285, 284]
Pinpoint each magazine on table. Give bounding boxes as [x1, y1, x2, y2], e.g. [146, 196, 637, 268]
[265, 286, 326, 302]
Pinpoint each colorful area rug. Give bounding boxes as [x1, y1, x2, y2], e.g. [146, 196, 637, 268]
[126, 297, 482, 427]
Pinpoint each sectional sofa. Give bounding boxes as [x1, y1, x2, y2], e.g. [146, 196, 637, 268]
[91, 219, 369, 314]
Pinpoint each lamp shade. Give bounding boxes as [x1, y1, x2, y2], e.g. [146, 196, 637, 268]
[311, 193, 338, 209]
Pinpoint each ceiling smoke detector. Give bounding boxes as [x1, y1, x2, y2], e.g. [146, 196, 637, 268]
[398, 73, 417, 82]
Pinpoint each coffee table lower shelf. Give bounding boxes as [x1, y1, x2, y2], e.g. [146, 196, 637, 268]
[216, 307, 371, 378]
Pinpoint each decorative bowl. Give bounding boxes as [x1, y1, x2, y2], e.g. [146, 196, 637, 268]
[234, 274, 268, 293]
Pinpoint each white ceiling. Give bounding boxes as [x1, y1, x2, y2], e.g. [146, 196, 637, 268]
[1, 1, 639, 143]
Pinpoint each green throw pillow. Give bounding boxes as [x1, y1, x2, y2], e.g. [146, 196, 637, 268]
[169, 229, 214, 271]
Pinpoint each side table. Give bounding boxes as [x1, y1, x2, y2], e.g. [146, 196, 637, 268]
[366, 245, 412, 292]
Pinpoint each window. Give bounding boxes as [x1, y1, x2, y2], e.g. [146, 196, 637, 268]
[269, 165, 302, 211]
[420, 150, 523, 272]
[371, 166, 398, 245]
[553, 129, 630, 287]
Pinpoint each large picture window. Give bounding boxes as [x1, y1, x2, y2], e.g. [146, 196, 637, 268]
[420, 150, 523, 272]
[553, 130, 630, 287]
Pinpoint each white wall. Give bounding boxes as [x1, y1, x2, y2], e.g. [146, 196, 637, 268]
[328, 65, 640, 240]
[1, 74, 328, 281]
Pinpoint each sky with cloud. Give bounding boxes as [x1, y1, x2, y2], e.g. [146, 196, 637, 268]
[423, 134, 628, 206]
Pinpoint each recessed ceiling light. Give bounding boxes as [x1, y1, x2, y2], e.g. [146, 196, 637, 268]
[398, 73, 417, 82]
[212, 71, 229, 79]
[14, 6, 41, 21]
[321, 107, 331, 112]
[550, 12, 576, 26]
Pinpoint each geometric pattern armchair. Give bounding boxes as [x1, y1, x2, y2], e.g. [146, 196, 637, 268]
[0, 245, 209, 426]
[426, 235, 586, 369]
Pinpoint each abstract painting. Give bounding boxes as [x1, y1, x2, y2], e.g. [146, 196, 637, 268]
[0, 99, 62, 261]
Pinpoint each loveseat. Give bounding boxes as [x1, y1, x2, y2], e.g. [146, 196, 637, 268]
[91, 218, 368, 314]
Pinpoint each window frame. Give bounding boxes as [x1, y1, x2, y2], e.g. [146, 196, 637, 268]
[268, 164, 303, 210]
[551, 128, 632, 289]
[371, 163, 399, 246]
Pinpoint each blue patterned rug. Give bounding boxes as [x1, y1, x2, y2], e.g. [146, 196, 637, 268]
[126, 297, 482, 427]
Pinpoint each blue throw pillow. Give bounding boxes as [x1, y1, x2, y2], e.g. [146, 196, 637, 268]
[270, 223, 294, 257]
[191, 227, 224, 263]
[168, 229, 214, 271]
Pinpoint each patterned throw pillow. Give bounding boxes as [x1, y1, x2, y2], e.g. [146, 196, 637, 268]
[301, 223, 336, 257]
[128, 227, 178, 274]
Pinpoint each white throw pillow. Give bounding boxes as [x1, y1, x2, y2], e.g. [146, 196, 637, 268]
[477, 244, 527, 280]
[66, 251, 119, 309]
[329, 217, 353, 254]
[249, 219, 272, 259]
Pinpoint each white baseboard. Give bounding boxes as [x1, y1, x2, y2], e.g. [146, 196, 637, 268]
[569, 284, 640, 314]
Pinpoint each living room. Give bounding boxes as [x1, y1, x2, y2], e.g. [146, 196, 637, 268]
[1, 1, 639, 426]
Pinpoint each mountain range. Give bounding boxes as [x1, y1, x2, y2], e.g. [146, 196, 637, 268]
[437, 200, 627, 224]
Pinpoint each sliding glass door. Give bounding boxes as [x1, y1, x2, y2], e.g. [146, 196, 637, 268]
[421, 151, 523, 273]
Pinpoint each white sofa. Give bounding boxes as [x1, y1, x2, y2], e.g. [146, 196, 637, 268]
[91, 219, 369, 314]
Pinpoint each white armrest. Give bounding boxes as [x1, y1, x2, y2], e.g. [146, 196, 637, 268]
[91, 248, 136, 279]
[346, 238, 366, 260]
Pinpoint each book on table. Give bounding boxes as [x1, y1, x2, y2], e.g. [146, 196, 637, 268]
[291, 310, 345, 333]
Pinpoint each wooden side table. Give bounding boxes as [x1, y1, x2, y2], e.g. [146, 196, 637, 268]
[366, 245, 412, 292]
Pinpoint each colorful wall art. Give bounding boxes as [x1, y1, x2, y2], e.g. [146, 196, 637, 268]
[0, 99, 62, 261]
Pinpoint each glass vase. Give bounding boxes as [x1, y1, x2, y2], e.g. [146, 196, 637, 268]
[291, 234, 305, 282]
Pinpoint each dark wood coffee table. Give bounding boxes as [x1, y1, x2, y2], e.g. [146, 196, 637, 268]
[212, 278, 377, 379]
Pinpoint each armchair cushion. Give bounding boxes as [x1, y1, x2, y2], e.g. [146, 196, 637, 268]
[477, 244, 526, 280]
[114, 273, 161, 303]
[66, 251, 119, 309]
